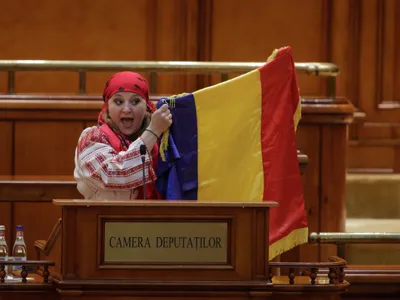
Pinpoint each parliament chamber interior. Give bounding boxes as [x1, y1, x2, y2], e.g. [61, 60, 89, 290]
[0, 0, 399, 299]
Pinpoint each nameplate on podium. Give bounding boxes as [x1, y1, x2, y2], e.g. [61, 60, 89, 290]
[101, 219, 230, 265]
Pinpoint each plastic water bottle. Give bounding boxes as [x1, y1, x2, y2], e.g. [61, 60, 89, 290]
[0, 225, 10, 276]
[0, 225, 8, 261]
[12, 225, 27, 272]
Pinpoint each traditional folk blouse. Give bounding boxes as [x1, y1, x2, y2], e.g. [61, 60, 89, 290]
[74, 126, 157, 200]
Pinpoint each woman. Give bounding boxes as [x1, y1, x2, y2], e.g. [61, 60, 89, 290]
[74, 71, 172, 200]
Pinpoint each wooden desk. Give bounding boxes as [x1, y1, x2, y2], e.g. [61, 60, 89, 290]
[0, 273, 57, 300]
[32, 199, 348, 300]
[7, 262, 400, 300]
[0, 275, 348, 300]
[291, 98, 355, 263]
[341, 265, 400, 299]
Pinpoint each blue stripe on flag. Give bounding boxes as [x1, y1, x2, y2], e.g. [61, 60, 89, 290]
[155, 94, 198, 200]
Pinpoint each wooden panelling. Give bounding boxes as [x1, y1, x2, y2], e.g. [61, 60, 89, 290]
[0, 0, 339, 97]
[377, 0, 400, 109]
[0, 176, 82, 201]
[347, 146, 395, 171]
[0, 122, 13, 175]
[396, 0, 400, 103]
[13, 202, 61, 260]
[14, 122, 84, 175]
[0, 0, 201, 96]
[316, 0, 400, 172]
[330, 0, 351, 99]
[357, 0, 400, 118]
[209, 0, 330, 96]
[151, 0, 200, 94]
[320, 125, 347, 259]
[395, 147, 400, 172]
[0, 73, 7, 94]
[0, 176, 79, 260]
[84, 121, 98, 128]
[358, 122, 397, 139]
[0, 0, 154, 94]
[0, 202, 12, 248]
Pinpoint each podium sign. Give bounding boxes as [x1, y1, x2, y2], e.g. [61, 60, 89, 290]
[102, 220, 229, 264]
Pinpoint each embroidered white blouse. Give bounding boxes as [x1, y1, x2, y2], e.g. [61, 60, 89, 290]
[73, 126, 156, 200]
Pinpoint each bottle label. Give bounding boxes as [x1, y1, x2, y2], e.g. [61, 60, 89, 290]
[13, 256, 26, 262]
[13, 257, 26, 271]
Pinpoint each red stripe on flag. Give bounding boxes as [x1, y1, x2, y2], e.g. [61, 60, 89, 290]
[258, 47, 308, 245]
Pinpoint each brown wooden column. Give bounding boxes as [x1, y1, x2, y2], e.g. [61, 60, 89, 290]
[281, 98, 355, 263]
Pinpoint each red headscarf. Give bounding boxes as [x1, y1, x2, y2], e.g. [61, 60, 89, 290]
[98, 71, 155, 125]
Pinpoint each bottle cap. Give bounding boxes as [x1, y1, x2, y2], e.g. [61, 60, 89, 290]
[17, 225, 23, 231]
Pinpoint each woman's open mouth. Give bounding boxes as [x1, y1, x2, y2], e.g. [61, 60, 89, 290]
[121, 117, 134, 127]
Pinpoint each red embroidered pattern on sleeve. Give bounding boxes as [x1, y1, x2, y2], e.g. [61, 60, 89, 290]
[77, 127, 109, 154]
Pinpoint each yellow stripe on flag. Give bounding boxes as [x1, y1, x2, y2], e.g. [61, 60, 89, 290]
[294, 99, 301, 131]
[193, 69, 264, 202]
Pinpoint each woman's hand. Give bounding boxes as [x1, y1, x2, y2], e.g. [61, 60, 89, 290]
[147, 104, 173, 137]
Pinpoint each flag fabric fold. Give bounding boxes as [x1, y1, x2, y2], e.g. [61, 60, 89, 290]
[155, 46, 308, 260]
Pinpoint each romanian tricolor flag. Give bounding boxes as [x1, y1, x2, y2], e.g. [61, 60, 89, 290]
[155, 46, 308, 259]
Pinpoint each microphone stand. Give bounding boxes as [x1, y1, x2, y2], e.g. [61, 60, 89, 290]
[141, 157, 146, 200]
[140, 144, 147, 200]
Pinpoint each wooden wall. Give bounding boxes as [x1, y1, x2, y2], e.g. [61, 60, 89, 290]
[0, 0, 333, 96]
[0, 0, 398, 172]
[344, 0, 400, 172]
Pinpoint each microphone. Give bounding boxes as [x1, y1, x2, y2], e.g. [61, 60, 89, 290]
[139, 144, 147, 200]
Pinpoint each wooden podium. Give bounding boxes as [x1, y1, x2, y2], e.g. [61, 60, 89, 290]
[33, 199, 348, 300]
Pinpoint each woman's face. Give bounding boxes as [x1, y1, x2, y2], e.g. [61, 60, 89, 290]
[107, 92, 147, 136]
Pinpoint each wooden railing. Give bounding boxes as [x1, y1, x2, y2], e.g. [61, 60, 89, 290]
[269, 256, 346, 285]
[0, 260, 55, 283]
